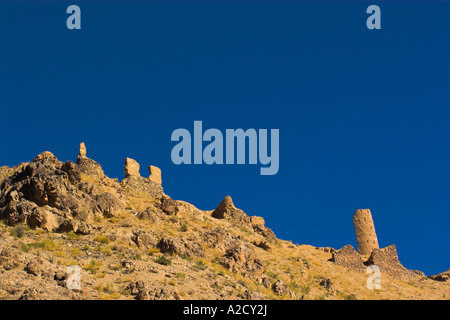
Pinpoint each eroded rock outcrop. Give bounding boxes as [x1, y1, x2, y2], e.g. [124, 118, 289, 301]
[0, 146, 124, 233]
[155, 195, 179, 216]
[124, 158, 140, 178]
[428, 269, 450, 282]
[76, 143, 105, 178]
[131, 229, 158, 250]
[220, 243, 265, 280]
[148, 165, 162, 185]
[120, 175, 163, 198]
[202, 227, 240, 252]
[212, 196, 251, 224]
[272, 279, 295, 297]
[157, 236, 205, 258]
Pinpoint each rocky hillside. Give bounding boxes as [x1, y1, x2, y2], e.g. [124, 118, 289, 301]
[0, 143, 448, 300]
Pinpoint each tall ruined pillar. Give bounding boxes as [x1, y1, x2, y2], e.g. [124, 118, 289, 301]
[353, 209, 379, 256]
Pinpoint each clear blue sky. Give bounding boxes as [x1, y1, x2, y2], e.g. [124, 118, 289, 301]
[0, 1, 449, 276]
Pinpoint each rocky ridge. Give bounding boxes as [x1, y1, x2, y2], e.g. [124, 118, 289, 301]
[0, 143, 448, 300]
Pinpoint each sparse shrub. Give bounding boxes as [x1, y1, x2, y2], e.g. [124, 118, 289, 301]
[43, 239, 58, 251]
[10, 225, 25, 238]
[195, 260, 207, 271]
[301, 285, 311, 295]
[153, 255, 172, 266]
[131, 253, 142, 260]
[211, 257, 220, 265]
[111, 263, 123, 271]
[84, 260, 103, 274]
[212, 283, 223, 291]
[175, 272, 186, 279]
[94, 235, 110, 244]
[346, 294, 357, 300]
[21, 239, 57, 252]
[180, 224, 188, 232]
[169, 216, 179, 223]
[67, 231, 81, 241]
[169, 280, 177, 286]
[147, 248, 160, 256]
[71, 247, 82, 257]
[180, 253, 192, 261]
[95, 283, 121, 299]
[288, 281, 301, 292]
[95, 245, 113, 255]
[267, 271, 278, 279]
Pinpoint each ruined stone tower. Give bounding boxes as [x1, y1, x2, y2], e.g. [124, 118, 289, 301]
[353, 209, 379, 256]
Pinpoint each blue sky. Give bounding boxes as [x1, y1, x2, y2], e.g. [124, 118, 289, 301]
[0, 1, 449, 276]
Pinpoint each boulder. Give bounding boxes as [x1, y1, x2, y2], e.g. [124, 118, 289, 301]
[252, 224, 276, 241]
[2, 199, 37, 225]
[220, 243, 265, 279]
[148, 287, 180, 300]
[319, 278, 333, 291]
[157, 236, 205, 257]
[24, 258, 45, 276]
[131, 229, 158, 250]
[57, 219, 92, 235]
[250, 216, 265, 225]
[137, 206, 164, 222]
[95, 192, 123, 218]
[28, 206, 64, 232]
[128, 281, 149, 300]
[272, 279, 291, 296]
[202, 227, 239, 252]
[61, 161, 81, 184]
[155, 195, 179, 216]
[0, 247, 25, 270]
[253, 240, 271, 251]
[157, 237, 184, 255]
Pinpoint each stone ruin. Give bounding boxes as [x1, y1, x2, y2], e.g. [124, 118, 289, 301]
[331, 244, 365, 273]
[353, 209, 379, 256]
[331, 209, 426, 282]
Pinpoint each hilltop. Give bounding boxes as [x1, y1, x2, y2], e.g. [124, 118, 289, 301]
[0, 143, 448, 300]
